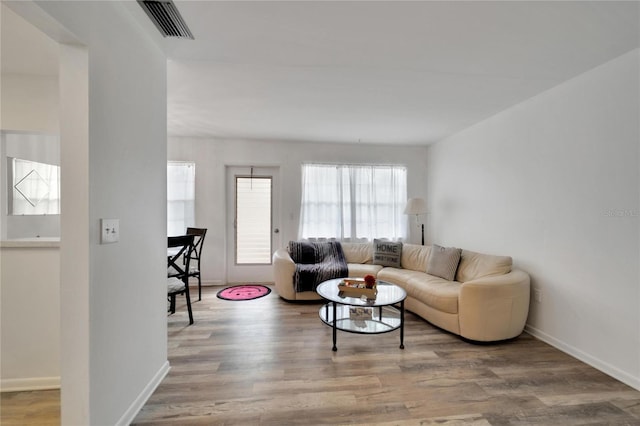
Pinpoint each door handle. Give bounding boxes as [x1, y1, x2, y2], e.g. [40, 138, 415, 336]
[274, 228, 280, 234]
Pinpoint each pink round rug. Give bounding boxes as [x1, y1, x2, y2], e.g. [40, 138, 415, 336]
[217, 285, 271, 301]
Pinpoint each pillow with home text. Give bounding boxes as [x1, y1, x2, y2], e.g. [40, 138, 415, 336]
[373, 239, 402, 268]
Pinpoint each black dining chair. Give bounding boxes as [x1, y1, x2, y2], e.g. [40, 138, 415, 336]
[168, 234, 195, 325]
[185, 227, 207, 301]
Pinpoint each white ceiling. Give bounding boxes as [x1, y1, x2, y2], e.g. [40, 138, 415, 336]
[3, 2, 639, 145]
[164, 1, 639, 145]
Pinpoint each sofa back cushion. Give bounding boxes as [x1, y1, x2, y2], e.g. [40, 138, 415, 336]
[455, 249, 512, 282]
[341, 242, 373, 264]
[401, 244, 431, 272]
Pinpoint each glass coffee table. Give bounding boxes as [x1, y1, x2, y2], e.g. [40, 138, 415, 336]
[316, 278, 407, 351]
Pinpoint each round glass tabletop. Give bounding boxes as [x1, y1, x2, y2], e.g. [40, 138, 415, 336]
[316, 278, 407, 307]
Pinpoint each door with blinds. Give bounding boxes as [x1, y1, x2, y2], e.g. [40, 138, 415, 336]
[225, 166, 280, 284]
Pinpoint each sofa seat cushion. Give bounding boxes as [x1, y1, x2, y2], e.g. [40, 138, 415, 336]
[348, 263, 383, 277]
[455, 250, 512, 283]
[377, 267, 426, 285]
[405, 274, 461, 314]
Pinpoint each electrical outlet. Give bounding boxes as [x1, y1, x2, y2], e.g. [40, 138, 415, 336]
[533, 288, 542, 303]
[101, 219, 119, 244]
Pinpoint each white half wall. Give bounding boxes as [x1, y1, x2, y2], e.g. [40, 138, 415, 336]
[0, 244, 60, 391]
[168, 138, 429, 284]
[426, 49, 640, 389]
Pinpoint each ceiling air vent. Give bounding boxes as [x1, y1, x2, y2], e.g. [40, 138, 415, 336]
[138, 0, 194, 39]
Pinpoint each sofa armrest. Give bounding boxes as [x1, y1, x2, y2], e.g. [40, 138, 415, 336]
[273, 248, 297, 300]
[458, 269, 530, 341]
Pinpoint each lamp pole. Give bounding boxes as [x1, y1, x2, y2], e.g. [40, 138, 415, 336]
[404, 197, 427, 246]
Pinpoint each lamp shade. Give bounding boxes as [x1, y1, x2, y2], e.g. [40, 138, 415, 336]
[404, 197, 427, 215]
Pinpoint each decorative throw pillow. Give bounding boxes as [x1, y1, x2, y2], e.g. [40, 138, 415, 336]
[426, 244, 462, 281]
[373, 239, 402, 267]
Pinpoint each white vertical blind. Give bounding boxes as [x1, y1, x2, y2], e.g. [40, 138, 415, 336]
[236, 176, 272, 264]
[167, 162, 195, 236]
[299, 164, 407, 241]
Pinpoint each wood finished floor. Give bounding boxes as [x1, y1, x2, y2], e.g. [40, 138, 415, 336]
[3, 286, 640, 425]
[135, 287, 640, 425]
[1, 389, 59, 425]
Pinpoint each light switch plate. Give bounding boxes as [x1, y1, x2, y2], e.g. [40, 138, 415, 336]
[101, 219, 119, 244]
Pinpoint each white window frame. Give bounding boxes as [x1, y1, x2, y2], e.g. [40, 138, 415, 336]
[9, 157, 60, 216]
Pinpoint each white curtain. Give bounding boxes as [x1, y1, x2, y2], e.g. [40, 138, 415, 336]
[167, 162, 195, 236]
[299, 164, 407, 241]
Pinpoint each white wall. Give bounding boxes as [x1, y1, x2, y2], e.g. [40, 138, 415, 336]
[0, 7, 60, 240]
[0, 74, 59, 133]
[15, 1, 169, 424]
[169, 138, 429, 284]
[427, 49, 640, 390]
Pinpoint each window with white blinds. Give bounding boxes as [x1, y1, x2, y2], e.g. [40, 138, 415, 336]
[167, 162, 195, 236]
[235, 176, 272, 264]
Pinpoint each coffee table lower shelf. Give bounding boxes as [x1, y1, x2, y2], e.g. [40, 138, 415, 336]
[318, 303, 405, 351]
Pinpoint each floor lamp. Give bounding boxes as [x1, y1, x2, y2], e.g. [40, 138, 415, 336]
[404, 197, 427, 245]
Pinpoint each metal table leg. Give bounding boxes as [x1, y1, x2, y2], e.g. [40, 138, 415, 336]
[332, 301, 337, 351]
[399, 300, 405, 349]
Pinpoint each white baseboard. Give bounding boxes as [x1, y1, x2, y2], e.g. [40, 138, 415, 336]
[525, 324, 640, 391]
[115, 361, 170, 426]
[0, 376, 60, 392]
[199, 280, 223, 286]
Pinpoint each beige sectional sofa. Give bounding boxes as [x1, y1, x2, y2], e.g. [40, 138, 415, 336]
[272, 242, 530, 342]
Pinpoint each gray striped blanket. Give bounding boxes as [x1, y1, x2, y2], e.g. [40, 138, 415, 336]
[289, 241, 348, 292]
